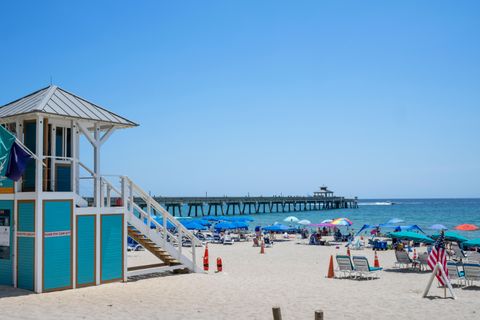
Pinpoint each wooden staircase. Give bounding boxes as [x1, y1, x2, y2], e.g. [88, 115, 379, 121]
[127, 226, 182, 266]
[101, 176, 202, 276]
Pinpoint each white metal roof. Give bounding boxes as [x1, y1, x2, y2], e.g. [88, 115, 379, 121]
[0, 85, 138, 128]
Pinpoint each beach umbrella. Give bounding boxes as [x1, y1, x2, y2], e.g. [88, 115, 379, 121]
[284, 216, 299, 223]
[298, 219, 311, 225]
[387, 218, 404, 224]
[214, 221, 238, 231]
[387, 231, 434, 244]
[182, 221, 207, 230]
[431, 231, 469, 243]
[454, 224, 479, 231]
[232, 221, 249, 229]
[429, 224, 448, 230]
[463, 238, 480, 248]
[331, 218, 353, 226]
[321, 219, 333, 224]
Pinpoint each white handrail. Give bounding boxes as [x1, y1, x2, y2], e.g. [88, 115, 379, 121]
[123, 176, 202, 246]
[99, 175, 201, 272]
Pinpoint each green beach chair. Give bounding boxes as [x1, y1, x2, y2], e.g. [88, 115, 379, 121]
[352, 256, 382, 279]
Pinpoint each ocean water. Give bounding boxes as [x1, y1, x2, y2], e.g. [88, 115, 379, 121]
[186, 199, 480, 239]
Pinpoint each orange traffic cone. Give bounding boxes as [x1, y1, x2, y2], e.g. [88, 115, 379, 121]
[347, 247, 351, 256]
[203, 243, 209, 271]
[203, 255, 209, 271]
[374, 250, 380, 268]
[260, 241, 265, 254]
[203, 243, 209, 259]
[216, 257, 223, 272]
[327, 255, 335, 278]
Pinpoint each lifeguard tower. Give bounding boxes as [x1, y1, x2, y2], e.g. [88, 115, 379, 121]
[0, 86, 201, 293]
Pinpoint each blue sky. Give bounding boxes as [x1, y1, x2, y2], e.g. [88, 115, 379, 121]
[1, 1, 479, 198]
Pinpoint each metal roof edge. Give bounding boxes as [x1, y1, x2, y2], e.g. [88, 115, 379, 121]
[0, 85, 51, 109]
[56, 87, 139, 127]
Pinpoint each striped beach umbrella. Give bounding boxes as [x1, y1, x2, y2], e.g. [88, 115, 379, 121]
[331, 218, 353, 226]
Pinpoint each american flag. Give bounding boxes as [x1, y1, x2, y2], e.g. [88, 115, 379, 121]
[427, 231, 448, 286]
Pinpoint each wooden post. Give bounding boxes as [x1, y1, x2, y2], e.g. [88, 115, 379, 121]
[272, 306, 282, 320]
[314, 310, 324, 320]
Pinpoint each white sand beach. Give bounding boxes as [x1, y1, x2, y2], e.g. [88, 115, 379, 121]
[0, 240, 479, 320]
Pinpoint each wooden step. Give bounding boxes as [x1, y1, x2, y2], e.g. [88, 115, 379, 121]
[128, 228, 181, 267]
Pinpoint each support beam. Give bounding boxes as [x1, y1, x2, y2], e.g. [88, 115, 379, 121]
[34, 116, 44, 293]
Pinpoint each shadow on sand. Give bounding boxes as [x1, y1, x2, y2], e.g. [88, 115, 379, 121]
[127, 271, 185, 283]
[383, 268, 431, 274]
[0, 285, 34, 299]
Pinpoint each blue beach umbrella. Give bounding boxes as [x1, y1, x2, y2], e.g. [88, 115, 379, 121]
[214, 221, 248, 231]
[429, 224, 448, 230]
[188, 219, 211, 226]
[182, 221, 208, 230]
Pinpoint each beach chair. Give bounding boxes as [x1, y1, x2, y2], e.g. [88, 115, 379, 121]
[335, 255, 356, 279]
[446, 261, 465, 286]
[127, 243, 142, 252]
[466, 251, 480, 263]
[264, 237, 273, 247]
[416, 252, 429, 271]
[213, 234, 221, 243]
[394, 250, 414, 269]
[223, 235, 234, 245]
[352, 256, 382, 279]
[463, 263, 480, 287]
[451, 243, 468, 261]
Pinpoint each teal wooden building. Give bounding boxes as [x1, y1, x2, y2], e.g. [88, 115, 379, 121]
[0, 86, 201, 293]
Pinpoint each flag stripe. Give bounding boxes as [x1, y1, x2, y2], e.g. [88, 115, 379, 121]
[428, 232, 448, 286]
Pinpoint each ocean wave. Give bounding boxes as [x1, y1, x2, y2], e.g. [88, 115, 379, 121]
[358, 202, 395, 206]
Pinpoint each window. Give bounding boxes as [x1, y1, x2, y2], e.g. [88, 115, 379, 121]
[55, 127, 71, 158]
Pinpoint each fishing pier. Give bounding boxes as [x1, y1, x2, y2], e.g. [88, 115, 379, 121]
[148, 187, 358, 217]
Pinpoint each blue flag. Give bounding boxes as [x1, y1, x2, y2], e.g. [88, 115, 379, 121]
[5, 142, 32, 181]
